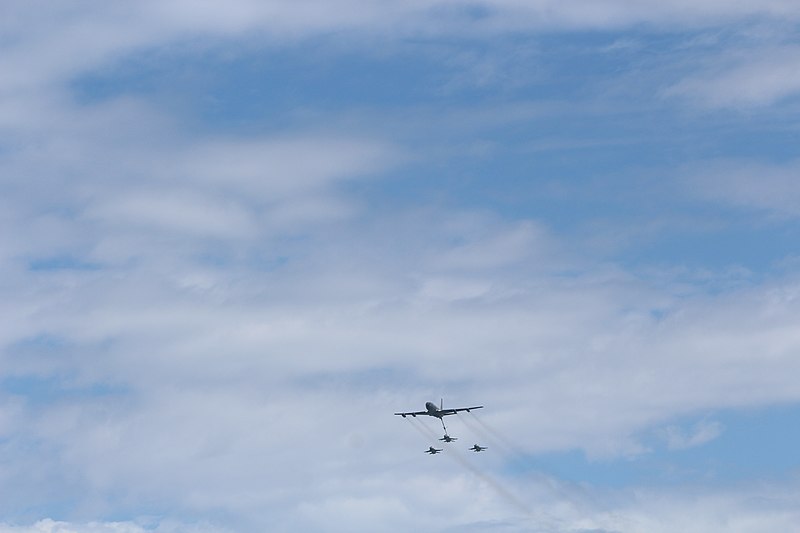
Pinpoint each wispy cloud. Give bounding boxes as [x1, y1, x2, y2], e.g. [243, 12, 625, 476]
[2, 1, 800, 531]
[3, 0, 800, 100]
[658, 420, 724, 450]
[684, 159, 800, 218]
[666, 46, 800, 108]
[0, 520, 229, 533]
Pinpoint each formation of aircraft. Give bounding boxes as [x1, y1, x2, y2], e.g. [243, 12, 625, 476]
[397, 399, 487, 456]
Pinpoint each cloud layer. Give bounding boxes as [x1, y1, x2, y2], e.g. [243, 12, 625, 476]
[2, 1, 800, 532]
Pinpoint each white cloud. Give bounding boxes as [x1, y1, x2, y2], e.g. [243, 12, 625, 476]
[0, 520, 228, 533]
[5, 203, 800, 524]
[0, 521, 147, 533]
[0, 91, 398, 265]
[3, 1, 800, 530]
[597, 483, 800, 533]
[2, 480, 799, 533]
[659, 420, 724, 450]
[430, 219, 553, 272]
[173, 138, 396, 198]
[684, 159, 800, 218]
[85, 190, 257, 239]
[2, 0, 799, 104]
[666, 46, 800, 108]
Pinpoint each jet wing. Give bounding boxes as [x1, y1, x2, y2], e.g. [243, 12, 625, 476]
[394, 410, 428, 417]
[440, 405, 484, 416]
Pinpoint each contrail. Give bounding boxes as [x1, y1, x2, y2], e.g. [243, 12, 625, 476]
[418, 420, 441, 440]
[459, 412, 521, 465]
[464, 412, 581, 517]
[466, 411, 529, 459]
[404, 418, 536, 520]
[406, 416, 439, 444]
[443, 435, 535, 518]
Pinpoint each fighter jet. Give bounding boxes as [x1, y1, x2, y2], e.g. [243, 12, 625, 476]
[439, 434, 458, 443]
[425, 446, 443, 455]
[469, 444, 487, 452]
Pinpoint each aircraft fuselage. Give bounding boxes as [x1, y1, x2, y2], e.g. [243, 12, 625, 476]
[425, 401, 443, 417]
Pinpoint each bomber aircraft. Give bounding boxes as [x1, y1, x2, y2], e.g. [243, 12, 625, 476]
[469, 444, 487, 452]
[425, 446, 443, 455]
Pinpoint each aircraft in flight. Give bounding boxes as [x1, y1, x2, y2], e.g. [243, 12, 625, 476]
[425, 446, 443, 455]
[439, 434, 458, 443]
[395, 399, 484, 432]
[469, 444, 487, 452]
[395, 400, 484, 419]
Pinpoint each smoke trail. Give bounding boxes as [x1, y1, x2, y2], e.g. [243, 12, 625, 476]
[405, 417, 439, 446]
[458, 412, 520, 465]
[443, 436, 535, 518]
[464, 412, 581, 515]
[403, 419, 537, 520]
[415, 418, 441, 440]
[467, 411, 529, 459]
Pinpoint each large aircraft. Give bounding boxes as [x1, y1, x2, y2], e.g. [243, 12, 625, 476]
[469, 444, 487, 452]
[425, 446, 443, 455]
[395, 399, 484, 433]
[394, 400, 484, 420]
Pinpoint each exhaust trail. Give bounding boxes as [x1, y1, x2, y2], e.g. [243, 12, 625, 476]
[464, 412, 581, 515]
[459, 413, 521, 465]
[443, 435, 536, 519]
[416, 418, 441, 440]
[468, 411, 529, 457]
[406, 417, 439, 445]
[404, 419, 540, 521]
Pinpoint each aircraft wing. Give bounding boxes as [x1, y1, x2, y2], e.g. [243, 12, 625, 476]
[441, 405, 484, 416]
[394, 410, 428, 417]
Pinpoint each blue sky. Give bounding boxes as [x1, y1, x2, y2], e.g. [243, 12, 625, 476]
[2, 2, 800, 532]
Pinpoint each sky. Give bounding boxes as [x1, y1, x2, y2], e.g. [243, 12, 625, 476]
[2, 1, 800, 531]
